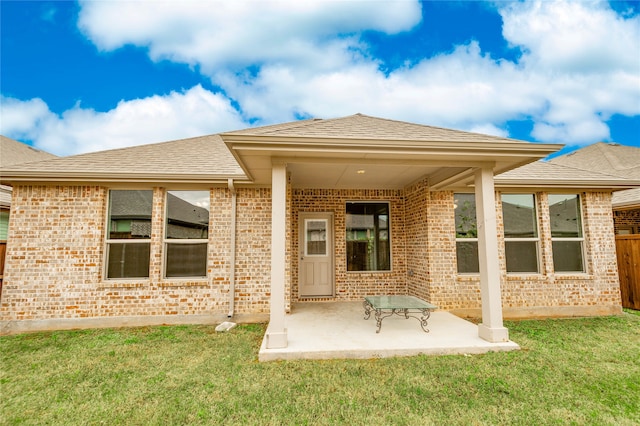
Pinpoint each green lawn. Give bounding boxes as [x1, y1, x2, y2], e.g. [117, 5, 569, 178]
[2, 312, 639, 425]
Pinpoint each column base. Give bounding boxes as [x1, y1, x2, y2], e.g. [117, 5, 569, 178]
[265, 328, 288, 349]
[478, 324, 509, 343]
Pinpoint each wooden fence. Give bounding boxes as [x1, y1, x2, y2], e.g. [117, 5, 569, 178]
[616, 235, 640, 310]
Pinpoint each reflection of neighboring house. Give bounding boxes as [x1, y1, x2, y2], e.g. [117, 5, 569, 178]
[108, 190, 209, 239]
[1, 114, 639, 346]
[0, 137, 56, 284]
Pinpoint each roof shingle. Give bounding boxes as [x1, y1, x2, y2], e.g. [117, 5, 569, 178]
[227, 113, 527, 143]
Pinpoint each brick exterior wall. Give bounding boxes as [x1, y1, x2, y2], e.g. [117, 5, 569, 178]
[291, 189, 407, 301]
[0, 185, 272, 332]
[0, 182, 622, 333]
[404, 179, 430, 301]
[444, 191, 621, 317]
[613, 208, 640, 234]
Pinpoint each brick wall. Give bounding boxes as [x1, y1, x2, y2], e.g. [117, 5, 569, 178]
[0, 183, 622, 333]
[441, 191, 621, 317]
[404, 179, 430, 301]
[0, 185, 272, 331]
[613, 208, 640, 234]
[291, 188, 407, 301]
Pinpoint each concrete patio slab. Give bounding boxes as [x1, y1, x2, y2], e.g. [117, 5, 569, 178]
[259, 302, 520, 361]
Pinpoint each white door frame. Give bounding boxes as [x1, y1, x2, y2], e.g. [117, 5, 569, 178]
[298, 212, 335, 297]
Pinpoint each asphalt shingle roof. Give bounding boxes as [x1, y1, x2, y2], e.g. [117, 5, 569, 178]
[548, 142, 640, 207]
[227, 113, 527, 143]
[0, 136, 56, 168]
[1, 134, 245, 180]
[550, 142, 640, 179]
[496, 161, 630, 183]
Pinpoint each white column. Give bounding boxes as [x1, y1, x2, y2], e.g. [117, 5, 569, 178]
[265, 162, 288, 348]
[474, 167, 509, 342]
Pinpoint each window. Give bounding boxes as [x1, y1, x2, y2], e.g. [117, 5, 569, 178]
[106, 190, 152, 279]
[549, 194, 585, 272]
[164, 191, 210, 278]
[305, 219, 327, 256]
[346, 202, 390, 271]
[454, 193, 479, 273]
[502, 194, 539, 273]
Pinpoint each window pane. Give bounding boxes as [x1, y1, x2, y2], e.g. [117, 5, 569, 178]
[107, 243, 150, 278]
[505, 241, 539, 273]
[552, 241, 584, 272]
[454, 193, 477, 238]
[456, 241, 479, 273]
[108, 190, 153, 239]
[502, 194, 538, 238]
[166, 243, 207, 277]
[306, 220, 327, 255]
[346, 202, 390, 271]
[166, 191, 210, 239]
[549, 194, 582, 238]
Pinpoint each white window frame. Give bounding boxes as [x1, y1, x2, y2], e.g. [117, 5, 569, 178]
[502, 193, 541, 275]
[163, 190, 210, 279]
[105, 189, 153, 280]
[549, 193, 586, 274]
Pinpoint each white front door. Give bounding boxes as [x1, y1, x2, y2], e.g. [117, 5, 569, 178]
[299, 213, 334, 297]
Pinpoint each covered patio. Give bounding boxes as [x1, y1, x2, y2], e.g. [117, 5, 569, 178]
[258, 302, 520, 361]
[222, 114, 562, 352]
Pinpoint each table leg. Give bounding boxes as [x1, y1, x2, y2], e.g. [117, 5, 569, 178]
[418, 308, 432, 332]
[363, 300, 373, 320]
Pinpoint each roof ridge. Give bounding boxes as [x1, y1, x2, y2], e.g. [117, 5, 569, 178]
[224, 117, 321, 135]
[546, 160, 633, 180]
[345, 113, 526, 143]
[597, 142, 635, 172]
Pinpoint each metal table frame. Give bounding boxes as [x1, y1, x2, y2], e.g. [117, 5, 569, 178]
[363, 295, 437, 333]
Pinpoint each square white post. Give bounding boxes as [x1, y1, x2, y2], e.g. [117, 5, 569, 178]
[266, 162, 288, 348]
[475, 167, 509, 342]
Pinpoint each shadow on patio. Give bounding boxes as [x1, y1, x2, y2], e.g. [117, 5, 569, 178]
[259, 301, 520, 361]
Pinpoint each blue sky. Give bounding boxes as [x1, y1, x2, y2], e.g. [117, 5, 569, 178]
[1, 0, 639, 157]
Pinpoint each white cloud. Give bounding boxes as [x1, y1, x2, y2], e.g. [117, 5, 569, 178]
[498, 0, 640, 143]
[0, 97, 53, 136]
[77, 0, 421, 73]
[218, 42, 546, 132]
[501, 0, 639, 74]
[4, 0, 637, 154]
[0, 86, 246, 156]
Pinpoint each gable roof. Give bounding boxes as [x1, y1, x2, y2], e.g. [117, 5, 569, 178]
[1, 114, 563, 189]
[495, 161, 637, 189]
[222, 113, 562, 187]
[548, 142, 640, 208]
[1, 136, 57, 207]
[1, 136, 56, 168]
[549, 142, 640, 179]
[227, 113, 526, 143]
[0, 134, 246, 185]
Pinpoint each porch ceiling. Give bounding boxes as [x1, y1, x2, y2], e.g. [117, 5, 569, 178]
[222, 135, 562, 190]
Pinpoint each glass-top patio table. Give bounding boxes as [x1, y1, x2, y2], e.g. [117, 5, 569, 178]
[363, 295, 438, 333]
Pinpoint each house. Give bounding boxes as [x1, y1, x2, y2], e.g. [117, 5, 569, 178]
[546, 142, 640, 310]
[548, 142, 640, 235]
[1, 114, 637, 348]
[0, 136, 56, 285]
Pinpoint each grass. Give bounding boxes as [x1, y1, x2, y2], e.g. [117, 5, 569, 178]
[1, 313, 639, 426]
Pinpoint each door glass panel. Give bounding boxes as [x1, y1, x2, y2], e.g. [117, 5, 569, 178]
[305, 219, 327, 256]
